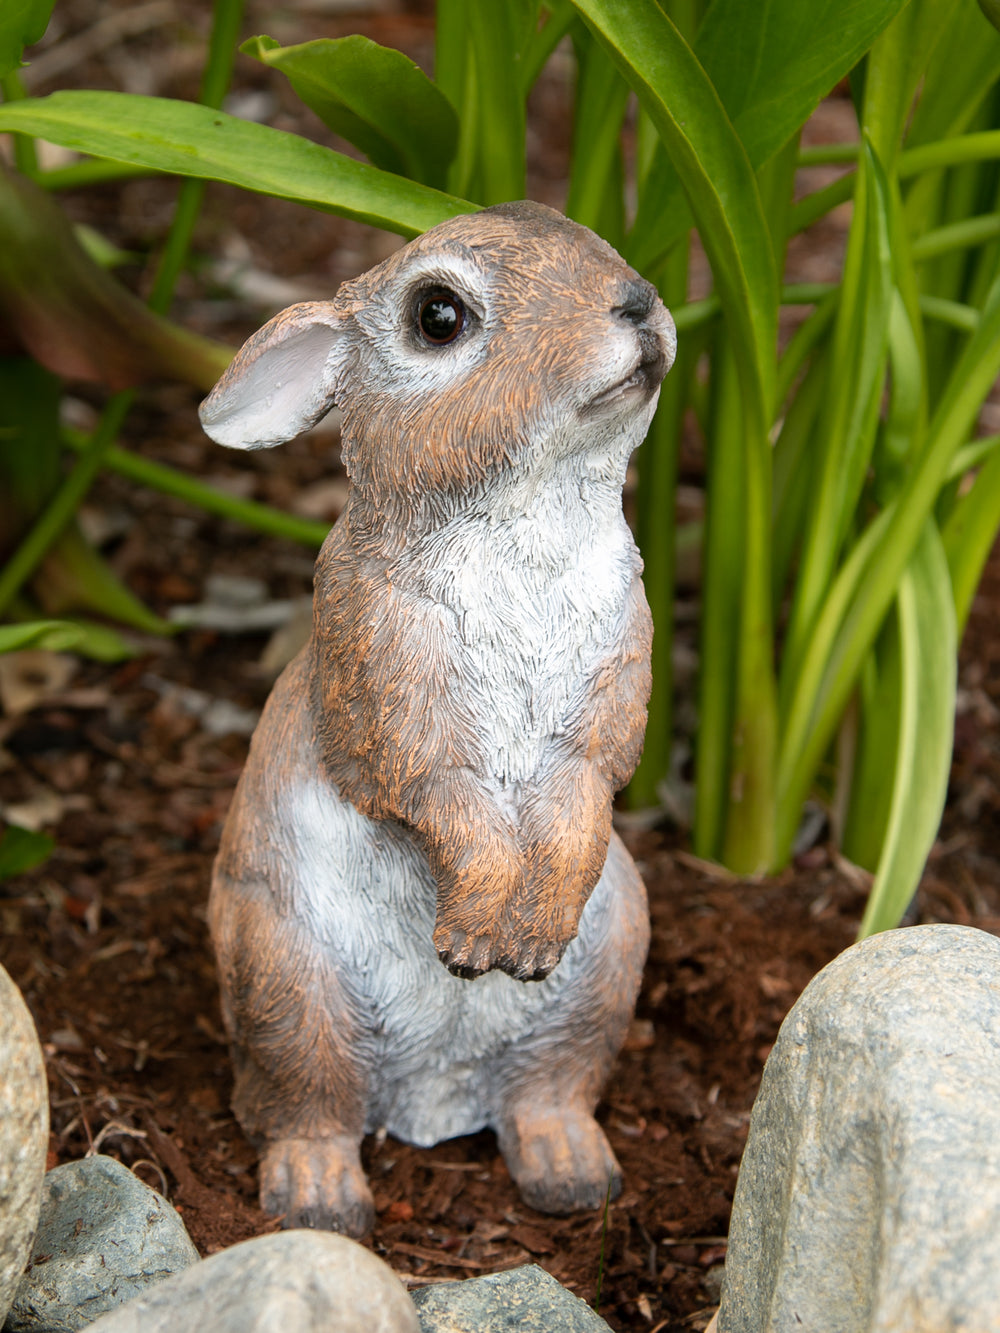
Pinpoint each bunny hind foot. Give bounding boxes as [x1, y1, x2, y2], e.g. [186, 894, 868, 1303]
[497, 1105, 623, 1215]
[259, 1136, 375, 1237]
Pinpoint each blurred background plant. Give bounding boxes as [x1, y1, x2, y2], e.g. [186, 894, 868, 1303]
[1, 0, 999, 933]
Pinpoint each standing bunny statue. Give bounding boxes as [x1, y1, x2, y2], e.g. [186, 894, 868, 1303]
[200, 201, 676, 1236]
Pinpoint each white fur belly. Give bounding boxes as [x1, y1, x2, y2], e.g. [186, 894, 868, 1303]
[413, 482, 639, 786]
[276, 773, 613, 1145]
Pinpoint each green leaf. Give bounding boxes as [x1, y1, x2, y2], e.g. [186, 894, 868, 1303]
[0, 618, 130, 659]
[0, 0, 55, 81]
[627, 0, 908, 270]
[456, 0, 535, 202]
[694, 337, 744, 859]
[861, 0, 956, 165]
[858, 521, 956, 937]
[0, 824, 54, 880]
[241, 35, 458, 189]
[0, 92, 474, 238]
[781, 137, 894, 703]
[571, 0, 779, 869]
[572, 0, 777, 413]
[696, 0, 907, 169]
[908, 0, 1000, 150]
[942, 441, 1000, 636]
[565, 26, 630, 246]
[840, 629, 901, 872]
[776, 265, 1000, 862]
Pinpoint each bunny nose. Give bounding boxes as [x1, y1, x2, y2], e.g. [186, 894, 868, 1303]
[613, 278, 658, 325]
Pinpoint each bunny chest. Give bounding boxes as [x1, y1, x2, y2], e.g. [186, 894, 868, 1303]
[405, 478, 638, 786]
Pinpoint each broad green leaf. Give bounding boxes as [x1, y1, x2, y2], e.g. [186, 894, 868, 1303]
[565, 25, 630, 246]
[942, 441, 1000, 636]
[0, 824, 54, 880]
[0, 0, 55, 81]
[907, 0, 1000, 151]
[0, 164, 230, 390]
[457, 1, 536, 202]
[241, 35, 458, 190]
[696, 0, 907, 168]
[572, 0, 777, 412]
[858, 521, 956, 937]
[627, 0, 908, 270]
[434, 0, 468, 114]
[0, 618, 129, 658]
[861, 0, 956, 166]
[572, 0, 779, 870]
[0, 92, 474, 238]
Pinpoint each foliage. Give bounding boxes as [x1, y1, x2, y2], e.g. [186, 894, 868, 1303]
[2, 0, 1000, 932]
[0, 0, 321, 661]
[0, 823, 54, 880]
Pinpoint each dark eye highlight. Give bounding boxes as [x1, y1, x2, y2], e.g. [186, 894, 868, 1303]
[417, 291, 466, 345]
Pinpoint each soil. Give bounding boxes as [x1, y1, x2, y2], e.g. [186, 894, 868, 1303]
[3, 5, 1000, 1331]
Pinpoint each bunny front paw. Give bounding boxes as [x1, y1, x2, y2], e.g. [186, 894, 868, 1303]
[497, 1105, 623, 1214]
[259, 1136, 375, 1237]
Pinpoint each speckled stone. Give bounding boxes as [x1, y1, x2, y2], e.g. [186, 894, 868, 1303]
[720, 924, 1000, 1333]
[411, 1264, 613, 1331]
[0, 964, 48, 1328]
[80, 1231, 419, 1333]
[5, 1155, 198, 1332]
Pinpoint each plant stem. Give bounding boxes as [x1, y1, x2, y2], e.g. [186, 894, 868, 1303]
[630, 247, 688, 808]
[797, 143, 860, 167]
[912, 214, 1000, 262]
[61, 430, 329, 548]
[792, 131, 1000, 236]
[1, 70, 39, 176]
[147, 0, 244, 314]
[693, 338, 742, 860]
[919, 295, 980, 332]
[0, 392, 133, 619]
[37, 161, 161, 190]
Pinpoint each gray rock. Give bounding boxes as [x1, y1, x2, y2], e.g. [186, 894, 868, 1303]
[82, 1231, 419, 1332]
[719, 924, 1000, 1333]
[411, 1264, 612, 1331]
[5, 1155, 198, 1332]
[0, 965, 48, 1327]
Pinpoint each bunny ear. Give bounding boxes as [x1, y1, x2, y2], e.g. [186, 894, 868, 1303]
[199, 302, 350, 450]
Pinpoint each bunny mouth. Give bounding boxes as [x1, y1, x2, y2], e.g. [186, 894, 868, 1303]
[584, 342, 669, 415]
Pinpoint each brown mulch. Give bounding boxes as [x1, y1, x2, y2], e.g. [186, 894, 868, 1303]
[4, 5, 1000, 1330]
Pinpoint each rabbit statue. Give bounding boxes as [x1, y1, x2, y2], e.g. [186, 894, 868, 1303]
[199, 200, 676, 1236]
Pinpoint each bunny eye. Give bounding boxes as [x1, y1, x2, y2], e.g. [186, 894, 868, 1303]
[417, 291, 466, 345]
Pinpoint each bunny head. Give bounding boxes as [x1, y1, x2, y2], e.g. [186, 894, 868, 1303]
[199, 201, 676, 516]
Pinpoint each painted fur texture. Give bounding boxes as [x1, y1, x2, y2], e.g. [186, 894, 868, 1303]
[200, 201, 676, 1235]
